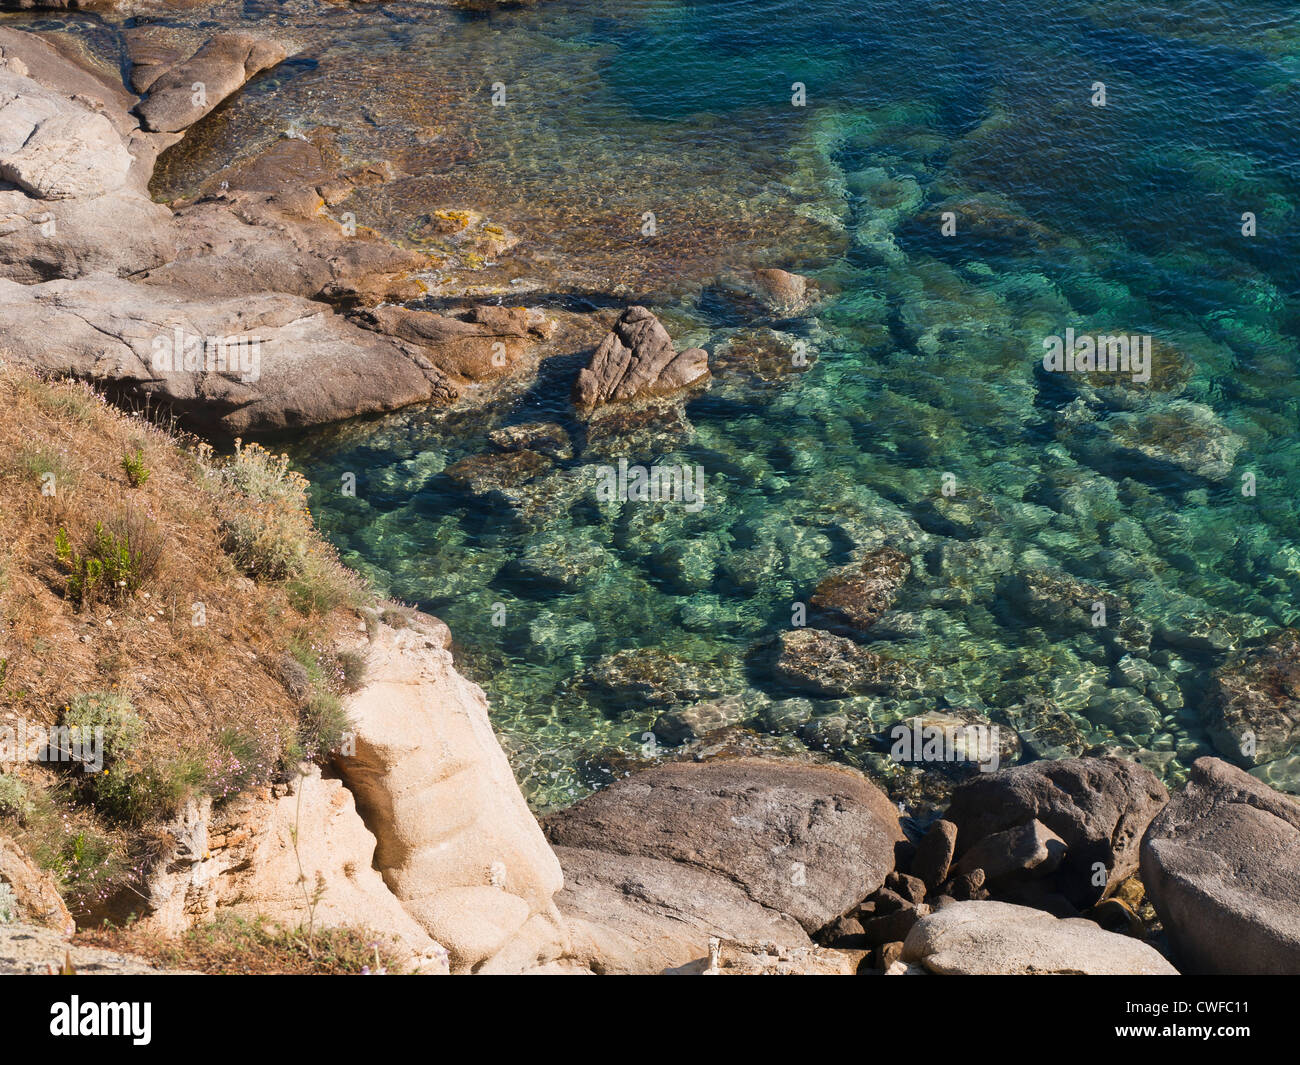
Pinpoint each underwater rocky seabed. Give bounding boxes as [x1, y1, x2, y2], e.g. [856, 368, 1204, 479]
[15, 0, 1299, 811]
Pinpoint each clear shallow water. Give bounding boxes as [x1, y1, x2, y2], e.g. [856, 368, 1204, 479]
[18, 0, 1299, 809]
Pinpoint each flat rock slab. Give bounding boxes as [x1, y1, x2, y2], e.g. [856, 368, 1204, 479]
[136, 33, 287, 134]
[1141, 757, 1300, 974]
[0, 924, 186, 975]
[902, 901, 1178, 975]
[0, 274, 457, 434]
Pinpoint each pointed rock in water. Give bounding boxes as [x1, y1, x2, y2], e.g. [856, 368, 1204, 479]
[1203, 629, 1300, 768]
[1141, 757, 1300, 974]
[135, 33, 288, 134]
[488, 421, 573, 460]
[574, 305, 709, 406]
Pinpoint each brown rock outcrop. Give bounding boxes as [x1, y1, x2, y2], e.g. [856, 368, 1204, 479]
[574, 305, 709, 406]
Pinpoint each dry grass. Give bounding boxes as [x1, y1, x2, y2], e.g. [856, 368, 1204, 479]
[79, 913, 405, 975]
[0, 364, 368, 919]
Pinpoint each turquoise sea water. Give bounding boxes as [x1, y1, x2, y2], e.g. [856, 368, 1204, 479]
[16, 0, 1299, 809]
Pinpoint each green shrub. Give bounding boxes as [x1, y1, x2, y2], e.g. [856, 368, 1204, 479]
[61, 692, 142, 764]
[298, 689, 351, 762]
[120, 449, 150, 487]
[0, 881, 17, 923]
[56, 509, 164, 608]
[0, 775, 30, 821]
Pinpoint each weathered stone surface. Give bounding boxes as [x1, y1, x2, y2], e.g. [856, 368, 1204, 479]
[554, 845, 812, 975]
[911, 819, 958, 889]
[688, 938, 856, 975]
[810, 546, 911, 634]
[944, 757, 1168, 907]
[0, 43, 176, 282]
[140, 191, 428, 307]
[574, 305, 709, 406]
[0, 923, 184, 975]
[135, 774, 448, 973]
[1141, 757, 1300, 974]
[136, 33, 287, 134]
[0, 71, 131, 200]
[0, 833, 75, 935]
[546, 758, 903, 936]
[902, 901, 1178, 975]
[1204, 630, 1300, 768]
[335, 612, 568, 974]
[950, 820, 1067, 888]
[770, 627, 918, 697]
[0, 274, 458, 435]
[355, 303, 552, 382]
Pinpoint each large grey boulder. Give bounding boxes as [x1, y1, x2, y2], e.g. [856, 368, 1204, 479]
[0, 34, 177, 282]
[944, 756, 1168, 906]
[1140, 757, 1300, 974]
[546, 758, 903, 972]
[902, 901, 1178, 975]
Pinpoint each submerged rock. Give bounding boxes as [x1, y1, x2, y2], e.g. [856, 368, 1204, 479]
[1092, 400, 1245, 483]
[809, 546, 912, 635]
[488, 420, 573, 460]
[583, 647, 735, 711]
[770, 628, 921, 698]
[1203, 629, 1300, 768]
[1141, 757, 1300, 974]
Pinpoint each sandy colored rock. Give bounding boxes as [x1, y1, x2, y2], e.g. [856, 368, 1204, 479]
[136, 773, 448, 973]
[0, 833, 75, 935]
[336, 612, 567, 973]
[0, 923, 184, 975]
[902, 901, 1178, 975]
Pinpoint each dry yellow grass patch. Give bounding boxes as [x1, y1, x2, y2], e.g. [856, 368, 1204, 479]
[0, 364, 367, 917]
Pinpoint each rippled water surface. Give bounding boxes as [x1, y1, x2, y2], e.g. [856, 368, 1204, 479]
[15, 0, 1298, 809]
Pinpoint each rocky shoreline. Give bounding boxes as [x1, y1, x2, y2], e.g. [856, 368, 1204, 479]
[0, 15, 1298, 976]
